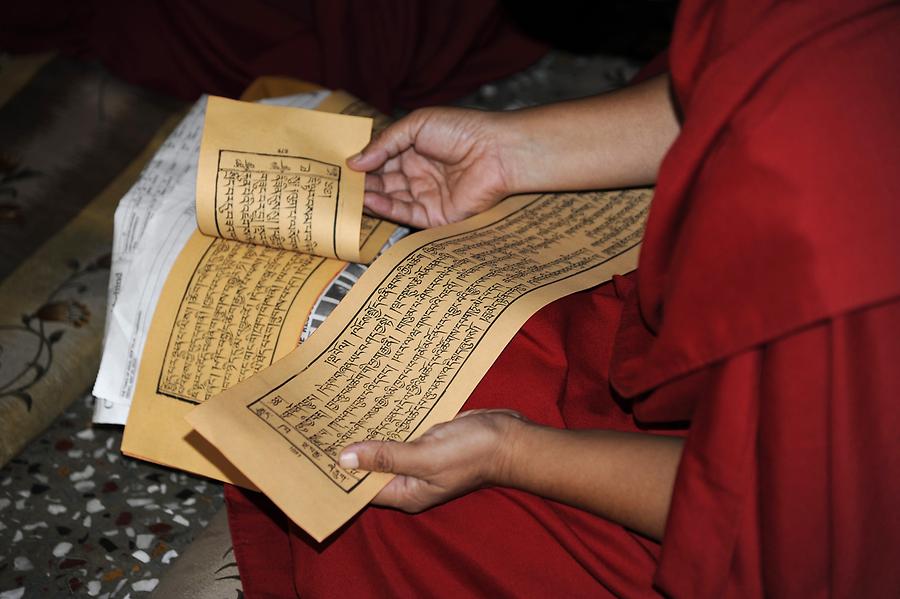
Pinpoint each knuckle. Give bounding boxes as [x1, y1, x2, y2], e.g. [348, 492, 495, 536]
[372, 443, 395, 473]
[404, 501, 426, 514]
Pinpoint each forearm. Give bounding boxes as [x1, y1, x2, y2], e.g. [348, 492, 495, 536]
[496, 73, 680, 193]
[494, 420, 684, 540]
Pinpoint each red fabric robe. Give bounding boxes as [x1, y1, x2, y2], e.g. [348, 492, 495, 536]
[0, 0, 546, 113]
[225, 0, 900, 595]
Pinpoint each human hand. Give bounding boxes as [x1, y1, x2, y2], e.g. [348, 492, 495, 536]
[347, 107, 514, 228]
[339, 409, 527, 512]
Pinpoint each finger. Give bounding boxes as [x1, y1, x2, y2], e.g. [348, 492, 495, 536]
[363, 192, 431, 229]
[363, 191, 405, 222]
[379, 171, 413, 195]
[369, 475, 422, 510]
[365, 171, 413, 195]
[347, 111, 427, 172]
[456, 408, 525, 420]
[380, 154, 404, 175]
[364, 172, 386, 194]
[455, 409, 485, 419]
[455, 409, 488, 419]
[339, 440, 429, 476]
[369, 476, 407, 508]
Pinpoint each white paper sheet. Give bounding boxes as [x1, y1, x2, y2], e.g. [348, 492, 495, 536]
[92, 90, 330, 423]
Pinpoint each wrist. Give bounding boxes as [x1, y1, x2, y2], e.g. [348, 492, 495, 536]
[486, 413, 531, 488]
[492, 110, 536, 196]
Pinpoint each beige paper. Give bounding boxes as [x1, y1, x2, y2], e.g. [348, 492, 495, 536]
[196, 96, 384, 263]
[187, 188, 652, 541]
[122, 93, 397, 483]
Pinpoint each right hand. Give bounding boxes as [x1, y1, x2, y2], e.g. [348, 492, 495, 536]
[339, 409, 527, 513]
[347, 107, 513, 228]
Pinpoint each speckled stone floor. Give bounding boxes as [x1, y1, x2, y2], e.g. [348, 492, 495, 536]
[0, 394, 223, 597]
[0, 49, 643, 598]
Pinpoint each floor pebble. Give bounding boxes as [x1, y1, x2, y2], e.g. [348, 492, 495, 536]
[52, 541, 73, 557]
[132, 578, 159, 592]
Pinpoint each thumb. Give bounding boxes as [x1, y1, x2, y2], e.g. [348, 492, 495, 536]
[339, 440, 424, 476]
[346, 111, 426, 172]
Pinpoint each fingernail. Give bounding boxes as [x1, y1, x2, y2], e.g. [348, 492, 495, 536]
[339, 451, 359, 469]
[347, 152, 363, 164]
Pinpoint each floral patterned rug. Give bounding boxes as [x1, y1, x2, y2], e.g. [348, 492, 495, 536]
[0, 53, 184, 467]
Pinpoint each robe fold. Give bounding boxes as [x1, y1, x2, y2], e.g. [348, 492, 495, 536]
[0, 0, 546, 113]
[225, 0, 900, 595]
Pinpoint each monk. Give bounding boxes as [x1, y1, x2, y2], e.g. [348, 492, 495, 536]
[225, 0, 900, 596]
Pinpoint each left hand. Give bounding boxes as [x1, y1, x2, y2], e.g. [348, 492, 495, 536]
[347, 107, 514, 228]
[339, 409, 526, 512]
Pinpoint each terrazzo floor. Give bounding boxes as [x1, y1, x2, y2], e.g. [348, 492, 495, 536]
[0, 393, 223, 598]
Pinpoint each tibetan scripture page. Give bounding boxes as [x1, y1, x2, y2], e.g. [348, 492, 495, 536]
[122, 95, 396, 484]
[195, 96, 388, 264]
[187, 188, 652, 540]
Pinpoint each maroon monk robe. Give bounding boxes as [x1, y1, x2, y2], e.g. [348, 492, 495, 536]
[0, 0, 546, 113]
[225, 0, 900, 595]
[627, 0, 900, 595]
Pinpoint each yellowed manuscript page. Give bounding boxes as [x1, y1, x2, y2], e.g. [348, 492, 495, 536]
[195, 96, 385, 263]
[122, 94, 395, 483]
[187, 189, 652, 540]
